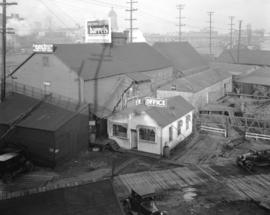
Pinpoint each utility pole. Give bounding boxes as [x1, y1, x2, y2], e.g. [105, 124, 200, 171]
[207, 11, 214, 55]
[176, 4, 185, 42]
[126, 0, 137, 43]
[229, 16, 234, 49]
[0, 0, 17, 102]
[237, 20, 242, 63]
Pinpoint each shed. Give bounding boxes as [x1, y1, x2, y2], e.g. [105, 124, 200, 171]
[0, 179, 124, 215]
[0, 93, 88, 167]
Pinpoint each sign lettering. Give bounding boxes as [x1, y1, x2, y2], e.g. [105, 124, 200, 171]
[33, 44, 54, 53]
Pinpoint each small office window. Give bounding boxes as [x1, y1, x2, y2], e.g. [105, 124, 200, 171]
[113, 124, 127, 138]
[169, 126, 173, 141]
[139, 127, 155, 143]
[177, 120, 183, 136]
[186, 115, 191, 130]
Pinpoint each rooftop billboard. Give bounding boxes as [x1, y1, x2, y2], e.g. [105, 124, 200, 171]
[85, 19, 112, 43]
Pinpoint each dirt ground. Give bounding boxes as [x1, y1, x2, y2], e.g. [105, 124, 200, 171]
[156, 182, 269, 215]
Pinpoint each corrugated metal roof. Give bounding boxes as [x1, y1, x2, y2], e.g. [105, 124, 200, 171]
[153, 42, 209, 75]
[0, 93, 38, 125]
[217, 49, 270, 66]
[236, 67, 270, 86]
[0, 93, 76, 131]
[159, 68, 231, 93]
[54, 43, 171, 80]
[111, 96, 194, 128]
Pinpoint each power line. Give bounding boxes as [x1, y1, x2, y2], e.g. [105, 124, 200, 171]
[176, 4, 185, 42]
[237, 20, 242, 63]
[229, 16, 234, 49]
[126, 0, 137, 43]
[207, 11, 214, 55]
[1, 0, 17, 102]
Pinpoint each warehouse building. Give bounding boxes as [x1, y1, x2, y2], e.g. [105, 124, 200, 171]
[157, 68, 232, 110]
[108, 96, 194, 155]
[234, 67, 270, 97]
[0, 93, 88, 167]
[217, 48, 270, 67]
[153, 41, 209, 77]
[8, 43, 173, 137]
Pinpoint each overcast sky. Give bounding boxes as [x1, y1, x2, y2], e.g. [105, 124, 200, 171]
[10, 0, 270, 34]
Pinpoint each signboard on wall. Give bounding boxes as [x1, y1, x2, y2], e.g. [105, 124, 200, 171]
[85, 19, 112, 43]
[145, 97, 167, 107]
[33, 44, 55, 53]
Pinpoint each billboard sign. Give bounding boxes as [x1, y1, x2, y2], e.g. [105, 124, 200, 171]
[85, 19, 112, 43]
[33, 44, 55, 53]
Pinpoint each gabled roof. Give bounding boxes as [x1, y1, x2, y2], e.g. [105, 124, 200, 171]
[236, 67, 270, 86]
[111, 96, 194, 128]
[159, 68, 231, 93]
[0, 180, 124, 215]
[210, 62, 256, 76]
[54, 43, 171, 80]
[217, 49, 270, 66]
[0, 93, 77, 131]
[153, 42, 209, 76]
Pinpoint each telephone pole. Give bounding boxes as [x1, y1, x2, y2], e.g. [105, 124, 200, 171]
[0, 0, 17, 102]
[237, 20, 242, 63]
[207, 11, 214, 55]
[126, 0, 137, 43]
[176, 4, 185, 42]
[229, 16, 234, 49]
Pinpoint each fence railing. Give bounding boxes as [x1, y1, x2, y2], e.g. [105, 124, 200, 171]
[200, 125, 227, 137]
[5, 81, 86, 113]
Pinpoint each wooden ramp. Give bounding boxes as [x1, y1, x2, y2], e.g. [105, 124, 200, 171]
[113, 166, 212, 199]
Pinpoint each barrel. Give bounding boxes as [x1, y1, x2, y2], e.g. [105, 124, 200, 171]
[163, 145, 170, 158]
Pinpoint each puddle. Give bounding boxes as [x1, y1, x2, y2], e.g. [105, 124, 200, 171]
[182, 187, 197, 201]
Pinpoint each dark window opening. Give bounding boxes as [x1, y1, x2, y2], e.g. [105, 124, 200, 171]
[139, 127, 155, 143]
[113, 124, 127, 138]
[169, 126, 173, 141]
[177, 120, 183, 136]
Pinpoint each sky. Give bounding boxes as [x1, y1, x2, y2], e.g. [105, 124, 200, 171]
[8, 0, 270, 35]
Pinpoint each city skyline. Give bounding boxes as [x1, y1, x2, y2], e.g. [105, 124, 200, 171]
[7, 0, 270, 35]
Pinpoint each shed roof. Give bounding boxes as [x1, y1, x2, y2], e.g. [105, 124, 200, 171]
[236, 67, 270, 86]
[210, 62, 256, 76]
[0, 180, 124, 215]
[112, 96, 194, 128]
[0, 93, 76, 131]
[217, 49, 270, 66]
[153, 42, 209, 75]
[54, 43, 171, 80]
[159, 68, 231, 93]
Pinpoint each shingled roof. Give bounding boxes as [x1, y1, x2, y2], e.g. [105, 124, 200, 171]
[54, 43, 171, 80]
[112, 96, 194, 128]
[159, 68, 231, 93]
[153, 42, 209, 76]
[217, 49, 270, 66]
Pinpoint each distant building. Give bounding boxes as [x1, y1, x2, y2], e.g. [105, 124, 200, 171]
[108, 7, 118, 32]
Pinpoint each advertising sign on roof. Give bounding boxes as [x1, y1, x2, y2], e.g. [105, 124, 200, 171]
[85, 19, 112, 43]
[144, 97, 167, 108]
[33, 44, 55, 53]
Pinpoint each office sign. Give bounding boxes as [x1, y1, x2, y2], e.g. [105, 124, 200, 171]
[33, 44, 54, 53]
[85, 19, 112, 43]
[144, 97, 167, 108]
